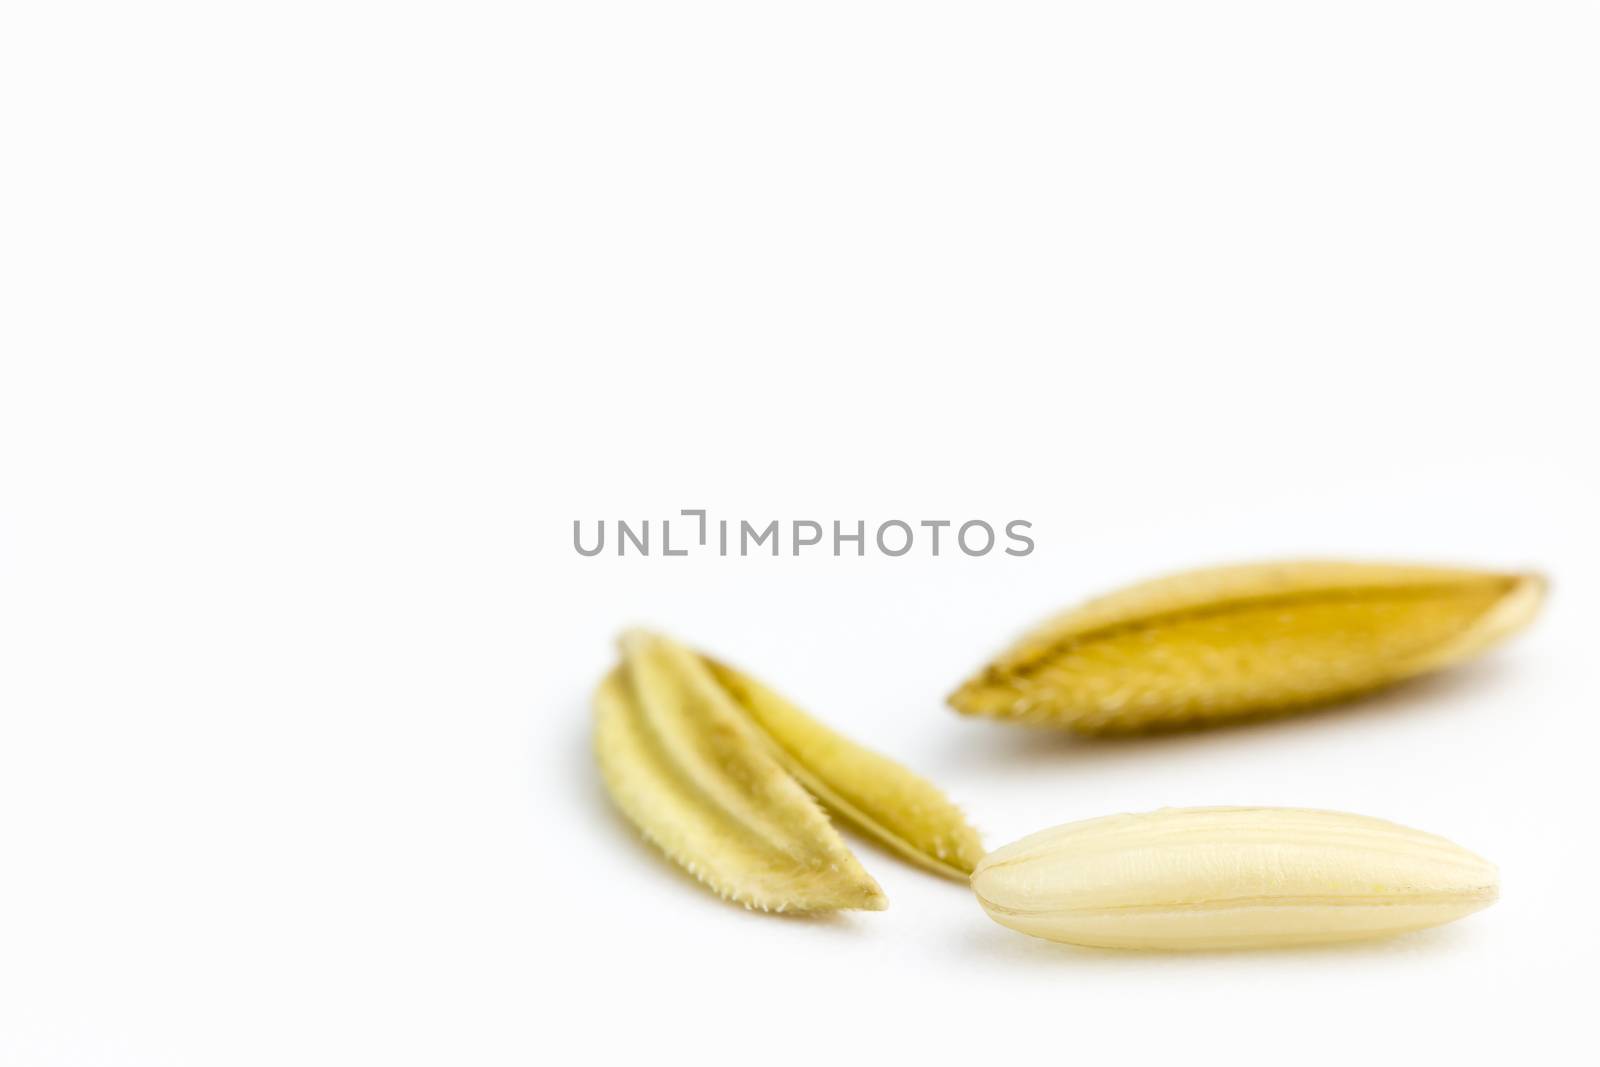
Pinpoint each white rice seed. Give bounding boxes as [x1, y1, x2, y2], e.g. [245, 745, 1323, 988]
[971, 806, 1497, 950]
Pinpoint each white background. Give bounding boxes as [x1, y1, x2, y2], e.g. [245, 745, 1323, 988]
[2, 2, 1597, 1064]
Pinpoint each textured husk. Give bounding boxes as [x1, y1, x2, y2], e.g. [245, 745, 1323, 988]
[950, 560, 1546, 732]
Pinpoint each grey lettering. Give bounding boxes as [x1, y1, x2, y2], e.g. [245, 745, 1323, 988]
[876, 520, 913, 557]
[618, 519, 649, 556]
[574, 513, 1031, 559]
[662, 520, 687, 556]
[682, 509, 707, 545]
[834, 520, 865, 556]
[573, 520, 605, 556]
[741, 520, 779, 556]
[1005, 519, 1035, 557]
[793, 520, 823, 554]
[958, 520, 995, 556]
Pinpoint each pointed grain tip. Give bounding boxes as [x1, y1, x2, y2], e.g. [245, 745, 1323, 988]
[1439, 569, 1549, 664]
[1515, 570, 1549, 604]
[946, 675, 995, 717]
[615, 627, 657, 655]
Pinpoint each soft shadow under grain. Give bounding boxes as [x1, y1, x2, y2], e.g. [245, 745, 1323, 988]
[949, 919, 1485, 971]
